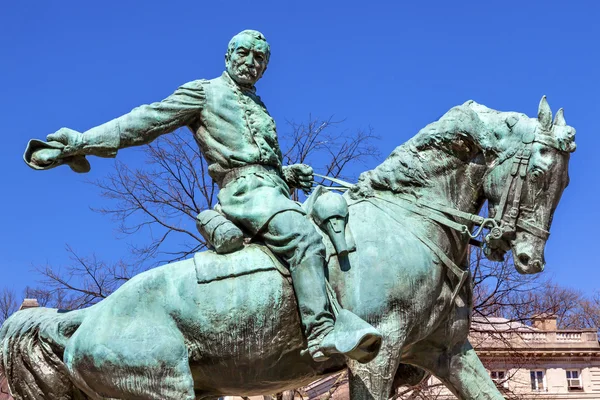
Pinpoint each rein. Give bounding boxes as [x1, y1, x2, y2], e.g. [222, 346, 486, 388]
[355, 196, 470, 305]
[313, 132, 558, 304]
[314, 173, 470, 305]
[316, 130, 554, 247]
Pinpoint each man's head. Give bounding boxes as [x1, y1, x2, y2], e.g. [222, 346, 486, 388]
[225, 30, 270, 87]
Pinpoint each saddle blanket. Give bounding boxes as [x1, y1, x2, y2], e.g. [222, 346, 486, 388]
[194, 244, 290, 285]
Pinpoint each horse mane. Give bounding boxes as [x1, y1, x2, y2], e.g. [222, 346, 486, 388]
[355, 101, 531, 195]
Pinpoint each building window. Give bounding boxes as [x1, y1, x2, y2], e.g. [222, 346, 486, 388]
[567, 370, 583, 391]
[530, 370, 546, 391]
[490, 370, 508, 389]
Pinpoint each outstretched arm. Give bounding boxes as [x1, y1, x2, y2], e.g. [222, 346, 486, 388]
[26, 80, 205, 171]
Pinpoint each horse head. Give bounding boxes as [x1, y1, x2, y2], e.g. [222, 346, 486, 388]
[482, 96, 576, 274]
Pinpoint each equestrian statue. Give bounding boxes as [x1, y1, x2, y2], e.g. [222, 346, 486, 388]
[1, 30, 576, 400]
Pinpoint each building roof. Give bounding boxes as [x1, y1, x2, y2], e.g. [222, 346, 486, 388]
[471, 316, 539, 332]
[18, 299, 39, 311]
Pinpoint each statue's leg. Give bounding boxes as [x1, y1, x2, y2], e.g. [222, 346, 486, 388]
[346, 316, 405, 400]
[262, 211, 380, 361]
[262, 211, 335, 357]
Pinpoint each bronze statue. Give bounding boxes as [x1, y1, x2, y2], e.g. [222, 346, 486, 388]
[2, 29, 575, 400]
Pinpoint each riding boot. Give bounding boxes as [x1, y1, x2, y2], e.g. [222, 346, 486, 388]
[291, 256, 382, 363]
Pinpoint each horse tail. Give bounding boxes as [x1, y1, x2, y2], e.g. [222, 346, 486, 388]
[0, 306, 87, 399]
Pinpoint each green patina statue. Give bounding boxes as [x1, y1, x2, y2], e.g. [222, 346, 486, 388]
[24, 29, 382, 364]
[1, 30, 576, 400]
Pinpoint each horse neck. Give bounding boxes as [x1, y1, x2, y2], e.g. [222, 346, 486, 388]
[411, 147, 487, 217]
[362, 102, 508, 217]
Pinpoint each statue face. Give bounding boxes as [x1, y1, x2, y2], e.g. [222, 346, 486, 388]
[226, 35, 269, 86]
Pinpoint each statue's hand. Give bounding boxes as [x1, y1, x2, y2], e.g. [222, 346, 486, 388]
[46, 127, 83, 157]
[282, 164, 314, 193]
[30, 147, 64, 167]
[24, 128, 91, 173]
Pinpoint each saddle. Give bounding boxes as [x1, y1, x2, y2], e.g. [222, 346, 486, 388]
[192, 187, 381, 364]
[193, 186, 356, 284]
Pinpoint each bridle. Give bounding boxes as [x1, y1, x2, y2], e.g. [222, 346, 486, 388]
[313, 125, 567, 304]
[484, 128, 568, 252]
[376, 127, 566, 252]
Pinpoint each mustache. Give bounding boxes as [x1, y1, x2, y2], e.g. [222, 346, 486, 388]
[236, 65, 257, 75]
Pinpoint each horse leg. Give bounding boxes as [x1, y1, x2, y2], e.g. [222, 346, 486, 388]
[65, 315, 195, 400]
[409, 339, 504, 400]
[392, 363, 429, 390]
[346, 318, 404, 400]
[438, 340, 504, 400]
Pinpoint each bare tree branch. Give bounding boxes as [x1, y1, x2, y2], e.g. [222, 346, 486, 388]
[25, 116, 381, 314]
[280, 117, 380, 201]
[87, 117, 379, 265]
[28, 245, 142, 310]
[0, 288, 18, 325]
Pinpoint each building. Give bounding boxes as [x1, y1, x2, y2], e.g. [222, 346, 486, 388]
[465, 314, 600, 399]
[3, 306, 600, 399]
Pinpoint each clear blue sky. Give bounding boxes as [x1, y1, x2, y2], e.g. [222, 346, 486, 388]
[0, 1, 598, 296]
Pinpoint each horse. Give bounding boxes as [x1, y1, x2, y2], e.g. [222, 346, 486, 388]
[0, 96, 575, 400]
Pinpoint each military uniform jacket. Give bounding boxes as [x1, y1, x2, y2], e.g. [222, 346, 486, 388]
[81, 72, 304, 232]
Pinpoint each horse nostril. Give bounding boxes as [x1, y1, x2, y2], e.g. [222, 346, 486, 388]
[531, 259, 544, 271]
[518, 253, 530, 266]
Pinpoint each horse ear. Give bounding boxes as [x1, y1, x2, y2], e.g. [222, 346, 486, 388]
[538, 96, 552, 130]
[554, 108, 566, 126]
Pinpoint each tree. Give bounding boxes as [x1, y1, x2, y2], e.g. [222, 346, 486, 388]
[91, 118, 379, 266]
[12, 117, 379, 400]
[0, 288, 18, 326]
[26, 244, 142, 310]
[500, 282, 600, 330]
[28, 118, 378, 308]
